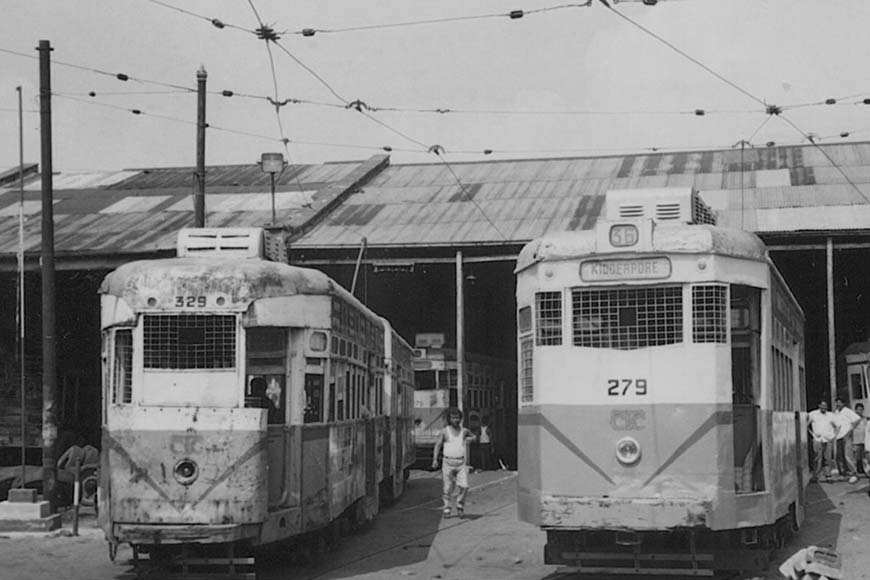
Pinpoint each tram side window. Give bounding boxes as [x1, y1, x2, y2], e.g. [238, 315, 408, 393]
[536, 292, 562, 346]
[112, 329, 133, 404]
[851, 372, 864, 403]
[246, 328, 287, 424]
[304, 374, 324, 423]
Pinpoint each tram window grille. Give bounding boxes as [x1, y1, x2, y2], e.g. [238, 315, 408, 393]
[521, 337, 534, 403]
[572, 286, 682, 350]
[692, 285, 728, 343]
[536, 291, 563, 345]
[143, 314, 236, 369]
[113, 329, 133, 404]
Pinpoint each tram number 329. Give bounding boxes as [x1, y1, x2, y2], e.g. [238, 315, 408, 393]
[607, 379, 647, 396]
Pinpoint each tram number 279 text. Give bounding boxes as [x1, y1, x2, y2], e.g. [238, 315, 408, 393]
[607, 379, 647, 396]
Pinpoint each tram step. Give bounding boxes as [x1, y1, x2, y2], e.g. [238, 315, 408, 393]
[122, 555, 256, 580]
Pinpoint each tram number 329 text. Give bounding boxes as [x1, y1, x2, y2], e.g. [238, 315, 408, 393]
[607, 379, 647, 396]
[175, 296, 206, 307]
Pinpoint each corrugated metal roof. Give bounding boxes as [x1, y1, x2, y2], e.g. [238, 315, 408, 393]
[4, 142, 870, 263]
[292, 142, 870, 249]
[0, 156, 388, 262]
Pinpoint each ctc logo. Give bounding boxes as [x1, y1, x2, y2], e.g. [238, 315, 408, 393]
[610, 409, 646, 431]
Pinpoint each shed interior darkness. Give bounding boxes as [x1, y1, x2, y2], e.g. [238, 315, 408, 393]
[0, 247, 868, 462]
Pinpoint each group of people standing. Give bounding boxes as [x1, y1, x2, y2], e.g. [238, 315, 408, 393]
[808, 398, 867, 483]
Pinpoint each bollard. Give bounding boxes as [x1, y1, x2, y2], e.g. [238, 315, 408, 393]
[72, 463, 80, 536]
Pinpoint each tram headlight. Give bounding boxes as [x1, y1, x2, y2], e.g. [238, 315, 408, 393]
[174, 458, 199, 486]
[615, 437, 642, 465]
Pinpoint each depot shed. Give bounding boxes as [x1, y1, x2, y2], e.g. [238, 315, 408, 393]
[1, 141, 870, 454]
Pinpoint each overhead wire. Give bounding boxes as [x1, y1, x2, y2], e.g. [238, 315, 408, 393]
[598, 0, 765, 109]
[599, 0, 870, 205]
[293, 2, 592, 36]
[144, 0, 254, 33]
[0, 46, 194, 93]
[37, 88, 870, 161]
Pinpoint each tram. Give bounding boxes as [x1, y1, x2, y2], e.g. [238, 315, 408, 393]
[98, 228, 415, 574]
[843, 340, 870, 411]
[411, 333, 517, 467]
[515, 188, 808, 575]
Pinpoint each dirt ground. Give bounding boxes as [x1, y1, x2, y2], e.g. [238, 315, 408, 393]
[1, 471, 869, 580]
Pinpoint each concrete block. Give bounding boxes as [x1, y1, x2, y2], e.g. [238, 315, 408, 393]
[7, 488, 37, 503]
[0, 513, 61, 532]
[0, 500, 51, 519]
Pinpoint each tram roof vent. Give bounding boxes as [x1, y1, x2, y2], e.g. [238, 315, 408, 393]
[177, 228, 265, 258]
[604, 188, 716, 225]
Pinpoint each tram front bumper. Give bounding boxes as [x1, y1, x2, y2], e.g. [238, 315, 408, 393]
[113, 522, 261, 545]
[522, 490, 714, 530]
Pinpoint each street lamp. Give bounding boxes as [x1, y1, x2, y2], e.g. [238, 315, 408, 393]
[259, 152, 286, 224]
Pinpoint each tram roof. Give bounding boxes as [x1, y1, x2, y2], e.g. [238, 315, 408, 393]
[101, 257, 332, 298]
[100, 257, 378, 320]
[515, 223, 769, 272]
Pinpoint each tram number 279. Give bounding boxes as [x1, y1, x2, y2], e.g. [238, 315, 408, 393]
[607, 379, 647, 396]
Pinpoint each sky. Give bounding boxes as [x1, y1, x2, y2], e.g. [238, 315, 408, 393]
[2, 0, 870, 173]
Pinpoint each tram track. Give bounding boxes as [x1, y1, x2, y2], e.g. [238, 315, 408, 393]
[303, 473, 519, 580]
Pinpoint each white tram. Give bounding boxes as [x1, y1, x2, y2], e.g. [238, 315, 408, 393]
[515, 189, 808, 575]
[411, 333, 517, 467]
[843, 341, 870, 411]
[98, 228, 415, 574]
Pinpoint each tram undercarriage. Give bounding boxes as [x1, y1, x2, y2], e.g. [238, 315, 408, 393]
[119, 495, 380, 579]
[544, 514, 797, 576]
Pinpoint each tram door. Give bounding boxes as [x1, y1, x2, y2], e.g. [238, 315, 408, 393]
[731, 286, 765, 492]
[246, 327, 289, 507]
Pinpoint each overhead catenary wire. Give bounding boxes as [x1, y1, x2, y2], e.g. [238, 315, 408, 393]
[38, 90, 870, 161]
[294, 3, 592, 36]
[599, 0, 870, 204]
[141, 0, 592, 39]
[0, 47, 194, 93]
[9, 42, 867, 122]
[145, 0, 254, 33]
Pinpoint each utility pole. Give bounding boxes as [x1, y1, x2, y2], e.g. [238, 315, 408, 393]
[456, 251, 465, 416]
[194, 66, 207, 227]
[16, 86, 26, 492]
[38, 39, 58, 512]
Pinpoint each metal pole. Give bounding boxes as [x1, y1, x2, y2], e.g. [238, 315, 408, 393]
[456, 251, 465, 415]
[38, 39, 58, 512]
[827, 238, 836, 405]
[351, 237, 368, 296]
[270, 172, 276, 224]
[17, 85, 26, 489]
[194, 66, 207, 227]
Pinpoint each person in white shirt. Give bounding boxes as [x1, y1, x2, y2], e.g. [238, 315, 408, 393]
[833, 397, 861, 481]
[808, 400, 836, 481]
[432, 407, 477, 517]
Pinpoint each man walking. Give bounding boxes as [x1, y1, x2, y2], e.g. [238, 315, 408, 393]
[432, 407, 477, 517]
[808, 400, 836, 482]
